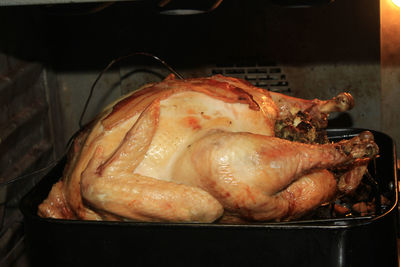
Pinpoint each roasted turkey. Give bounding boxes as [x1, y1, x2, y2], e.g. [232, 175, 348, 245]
[38, 74, 378, 223]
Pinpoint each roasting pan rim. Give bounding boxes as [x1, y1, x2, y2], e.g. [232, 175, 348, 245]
[19, 127, 398, 230]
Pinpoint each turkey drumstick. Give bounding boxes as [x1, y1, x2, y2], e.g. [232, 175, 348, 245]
[270, 91, 354, 121]
[172, 130, 378, 221]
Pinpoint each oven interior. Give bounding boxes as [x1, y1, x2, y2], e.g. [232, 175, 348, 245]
[0, 0, 399, 266]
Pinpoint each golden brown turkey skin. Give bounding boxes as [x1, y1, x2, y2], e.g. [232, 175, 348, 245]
[38, 74, 378, 223]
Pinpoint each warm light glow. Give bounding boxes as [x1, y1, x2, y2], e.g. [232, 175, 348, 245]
[392, 0, 400, 8]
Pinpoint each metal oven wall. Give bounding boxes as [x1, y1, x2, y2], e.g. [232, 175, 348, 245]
[47, 0, 382, 145]
[46, 0, 381, 143]
[1, 0, 383, 150]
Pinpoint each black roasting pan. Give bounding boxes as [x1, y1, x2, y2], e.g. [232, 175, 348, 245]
[20, 128, 399, 267]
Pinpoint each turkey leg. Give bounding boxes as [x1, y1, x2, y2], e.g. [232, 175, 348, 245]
[81, 147, 223, 222]
[172, 130, 378, 221]
[270, 91, 354, 118]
